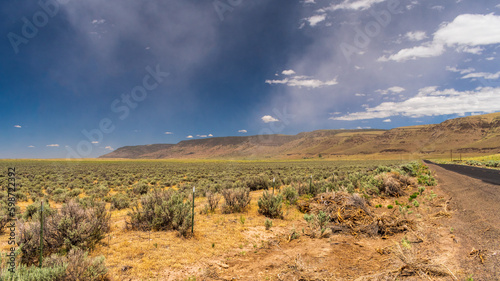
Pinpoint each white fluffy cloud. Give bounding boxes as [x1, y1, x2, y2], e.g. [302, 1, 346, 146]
[331, 86, 500, 120]
[28, 145, 35, 148]
[14, 125, 21, 128]
[238, 129, 247, 133]
[376, 86, 405, 95]
[324, 0, 386, 11]
[304, 14, 326, 26]
[379, 42, 444, 62]
[46, 144, 60, 147]
[462, 71, 500, 80]
[380, 14, 500, 62]
[282, 70, 296, 76]
[164, 132, 173, 135]
[383, 119, 392, 122]
[208, 134, 213, 137]
[91, 141, 99, 144]
[186, 135, 193, 139]
[446, 66, 475, 74]
[105, 146, 114, 150]
[405, 31, 427, 42]
[261, 115, 280, 123]
[266, 75, 338, 88]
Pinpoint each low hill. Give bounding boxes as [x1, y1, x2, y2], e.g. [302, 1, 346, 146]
[100, 112, 500, 159]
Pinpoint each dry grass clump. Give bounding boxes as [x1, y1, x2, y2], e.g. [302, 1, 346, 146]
[221, 188, 251, 213]
[376, 172, 415, 197]
[394, 244, 451, 279]
[207, 191, 221, 211]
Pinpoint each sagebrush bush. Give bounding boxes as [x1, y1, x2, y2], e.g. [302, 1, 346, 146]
[374, 166, 393, 174]
[244, 177, 270, 191]
[417, 174, 436, 186]
[304, 211, 329, 238]
[22, 201, 56, 221]
[258, 191, 284, 219]
[205, 191, 221, 212]
[221, 188, 251, 214]
[17, 200, 110, 265]
[110, 193, 130, 210]
[0, 201, 12, 234]
[127, 190, 192, 237]
[264, 218, 272, 230]
[132, 182, 149, 195]
[0, 248, 108, 281]
[0, 263, 67, 281]
[282, 186, 298, 205]
[295, 182, 310, 196]
[44, 248, 108, 281]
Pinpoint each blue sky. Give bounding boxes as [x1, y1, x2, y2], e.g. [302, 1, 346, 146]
[1, 0, 500, 159]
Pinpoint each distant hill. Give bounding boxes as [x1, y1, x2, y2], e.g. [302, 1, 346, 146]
[100, 112, 500, 159]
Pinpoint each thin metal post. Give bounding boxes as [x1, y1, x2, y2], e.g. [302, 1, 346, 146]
[192, 186, 195, 234]
[39, 201, 43, 268]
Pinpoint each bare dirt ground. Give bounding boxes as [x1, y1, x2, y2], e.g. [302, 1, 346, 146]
[425, 162, 500, 280]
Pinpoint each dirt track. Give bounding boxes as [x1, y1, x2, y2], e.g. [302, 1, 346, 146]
[426, 161, 500, 279]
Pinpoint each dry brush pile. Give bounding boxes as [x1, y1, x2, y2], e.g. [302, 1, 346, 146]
[298, 162, 432, 238]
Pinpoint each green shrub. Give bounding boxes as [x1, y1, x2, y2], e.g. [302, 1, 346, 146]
[132, 182, 149, 195]
[0, 263, 66, 281]
[67, 188, 82, 198]
[127, 190, 192, 237]
[0, 247, 108, 281]
[288, 227, 300, 240]
[412, 200, 420, 207]
[304, 211, 329, 238]
[17, 200, 110, 265]
[258, 191, 284, 219]
[13, 191, 28, 202]
[374, 166, 392, 174]
[110, 193, 130, 210]
[44, 248, 108, 281]
[282, 186, 298, 205]
[245, 177, 270, 191]
[387, 205, 394, 209]
[418, 186, 425, 195]
[22, 201, 56, 221]
[221, 188, 251, 214]
[417, 174, 436, 186]
[264, 218, 272, 230]
[400, 162, 419, 177]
